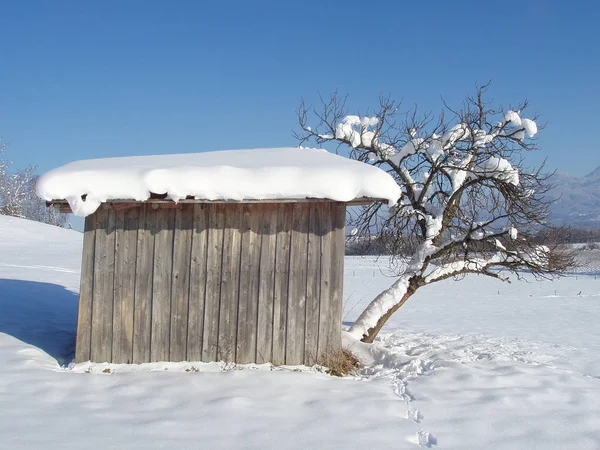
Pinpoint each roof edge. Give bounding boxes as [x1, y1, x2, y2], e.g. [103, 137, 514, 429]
[47, 197, 389, 214]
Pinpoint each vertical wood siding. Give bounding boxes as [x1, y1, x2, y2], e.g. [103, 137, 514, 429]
[186, 204, 208, 361]
[90, 206, 116, 363]
[112, 208, 139, 363]
[76, 202, 346, 365]
[75, 214, 96, 363]
[132, 206, 155, 363]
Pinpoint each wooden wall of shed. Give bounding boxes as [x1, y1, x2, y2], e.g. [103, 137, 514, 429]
[75, 202, 346, 365]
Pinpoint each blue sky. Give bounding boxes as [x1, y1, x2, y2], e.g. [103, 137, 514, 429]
[0, 0, 598, 177]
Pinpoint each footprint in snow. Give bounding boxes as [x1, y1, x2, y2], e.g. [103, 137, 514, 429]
[409, 430, 437, 447]
[406, 407, 424, 423]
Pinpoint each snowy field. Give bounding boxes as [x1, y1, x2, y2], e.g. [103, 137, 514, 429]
[1, 215, 599, 449]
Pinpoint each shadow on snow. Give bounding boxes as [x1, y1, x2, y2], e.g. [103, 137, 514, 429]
[0, 279, 78, 366]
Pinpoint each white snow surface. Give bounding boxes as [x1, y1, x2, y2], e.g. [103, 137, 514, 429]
[1, 215, 600, 449]
[36, 147, 402, 216]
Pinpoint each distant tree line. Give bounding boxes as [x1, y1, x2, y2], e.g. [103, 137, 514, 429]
[0, 142, 66, 227]
[346, 234, 417, 256]
[347, 226, 600, 256]
[532, 227, 600, 245]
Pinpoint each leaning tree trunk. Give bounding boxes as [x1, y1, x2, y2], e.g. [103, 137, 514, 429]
[351, 276, 423, 343]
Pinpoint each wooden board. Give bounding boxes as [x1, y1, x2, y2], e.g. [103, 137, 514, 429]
[271, 204, 292, 365]
[75, 214, 96, 363]
[133, 205, 155, 363]
[218, 204, 242, 362]
[169, 205, 193, 361]
[304, 203, 322, 365]
[328, 203, 346, 352]
[49, 197, 385, 214]
[187, 204, 208, 361]
[150, 207, 175, 362]
[112, 208, 139, 364]
[317, 203, 333, 361]
[90, 207, 116, 363]
[286, 203, 309, 365]
[202, 204, 225, 361]
[255, 204, 277, 364]
[236, 204, 262, 364]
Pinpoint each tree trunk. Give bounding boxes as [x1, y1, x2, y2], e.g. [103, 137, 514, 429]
[359, 279, 420, 343]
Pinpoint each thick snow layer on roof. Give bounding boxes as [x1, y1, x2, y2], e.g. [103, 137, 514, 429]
[37, 147, 402, 217]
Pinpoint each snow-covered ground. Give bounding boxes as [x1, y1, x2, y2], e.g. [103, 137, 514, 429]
[1, 215, 599, 449]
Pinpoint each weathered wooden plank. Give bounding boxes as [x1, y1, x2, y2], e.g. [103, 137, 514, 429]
[217, 204, 242, 362]
[111, 210, 125, 363]
[75, 214, 96, 363]
[112, 208, 139, 364]
[169, 205, 193, 361]
[235, 204, 252, 363]
[90, 207, 116, 363]
[328, 203, 346, 353]
[256, 204, 277, 364]
[150, 207, 175, 362]
[317, 203, 333, 361]
[286, 203, 309, 365]
[236, 204, 262, 364]
[187, 204, 208, 361]
[304, 203, 322, 365]
[202, 204, 225, 362]
[272, 204, 292, 365]
[133, 205, 155, 364]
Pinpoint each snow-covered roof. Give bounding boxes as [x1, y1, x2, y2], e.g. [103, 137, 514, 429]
[37, 147, 402, 217]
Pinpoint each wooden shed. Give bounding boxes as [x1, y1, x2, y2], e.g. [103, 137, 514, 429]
[37, 148, 400, 365]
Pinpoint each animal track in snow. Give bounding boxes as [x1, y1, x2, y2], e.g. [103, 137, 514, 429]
[406, 407, 423, 423]
[408, 430, 437, 447]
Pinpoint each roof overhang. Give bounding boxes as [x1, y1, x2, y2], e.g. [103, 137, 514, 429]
[47, 197, 390, 214]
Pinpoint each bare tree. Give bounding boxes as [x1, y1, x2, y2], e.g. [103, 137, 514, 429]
[0, 144, 66, 227]
[23, 175, 68, 227]
[0, 140, 7, 191]
[0, 163, 36, 218]
[296, 85, 574, 343]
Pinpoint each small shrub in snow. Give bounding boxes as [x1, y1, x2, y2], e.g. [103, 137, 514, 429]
[319, 349, 361, 377]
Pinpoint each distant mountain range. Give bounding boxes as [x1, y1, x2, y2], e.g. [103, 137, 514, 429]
[547, 166, 600, 228]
